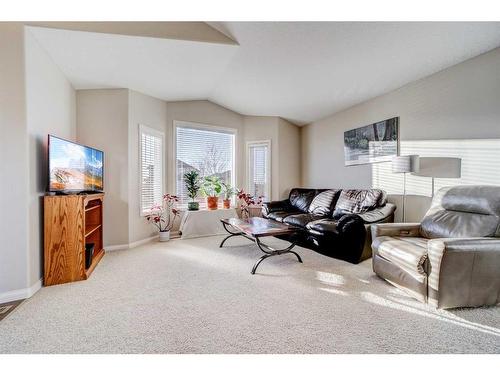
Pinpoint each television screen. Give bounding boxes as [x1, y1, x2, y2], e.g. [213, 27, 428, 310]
[48, 135, 104, 192]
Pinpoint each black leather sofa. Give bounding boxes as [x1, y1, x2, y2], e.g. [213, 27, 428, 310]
[262, 188, 396, 263]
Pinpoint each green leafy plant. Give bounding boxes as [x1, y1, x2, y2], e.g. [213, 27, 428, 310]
[221, 182, 236, 200]
[202, 176, 223, 197]
[183, 170, 201, 202]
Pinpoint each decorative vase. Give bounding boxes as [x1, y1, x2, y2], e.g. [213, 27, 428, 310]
[187, 201, 199, 211]
[159, 231, 170, 242]
[223, 199, 231, 209]
[207, 196, 219, 210]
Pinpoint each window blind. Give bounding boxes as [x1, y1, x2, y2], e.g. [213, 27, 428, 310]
[248, 141, 270, 201]
[176, 124, 235, 207]
[140, 125, 164, 214]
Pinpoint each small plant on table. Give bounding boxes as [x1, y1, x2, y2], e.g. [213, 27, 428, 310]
[237, 189, 264, 219]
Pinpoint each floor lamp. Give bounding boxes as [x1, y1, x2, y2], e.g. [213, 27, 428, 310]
[411, 157, 462, 196]
[392, 155, 419, 222]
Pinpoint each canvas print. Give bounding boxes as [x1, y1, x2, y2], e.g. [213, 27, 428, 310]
[49, 136, 104, 191]
[344, 117, 399, 166]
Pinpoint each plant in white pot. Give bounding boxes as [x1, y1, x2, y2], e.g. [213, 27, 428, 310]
[145, 193, 180, 242]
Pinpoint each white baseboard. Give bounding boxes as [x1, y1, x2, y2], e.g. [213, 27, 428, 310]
[105, 234, 160, 252]
[0, 278, 42, 304]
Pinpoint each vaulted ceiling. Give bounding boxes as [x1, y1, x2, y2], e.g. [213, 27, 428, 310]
[28, 22, 500, 125]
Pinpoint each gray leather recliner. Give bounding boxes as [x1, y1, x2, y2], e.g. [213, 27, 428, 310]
[371, 185, 500, 309]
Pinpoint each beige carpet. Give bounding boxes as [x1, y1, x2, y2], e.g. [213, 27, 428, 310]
[1, 235, 499, 353]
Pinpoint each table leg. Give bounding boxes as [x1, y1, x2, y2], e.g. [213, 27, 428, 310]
[251, 236, 302, 274]
[219, 221, 243, 247]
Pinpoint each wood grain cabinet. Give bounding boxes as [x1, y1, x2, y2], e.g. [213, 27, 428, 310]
[44, 193, 105, 286]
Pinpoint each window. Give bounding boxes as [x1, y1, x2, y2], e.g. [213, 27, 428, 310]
[139, 125, 165, 215]
[175, 121, 236, 207]
[247, 140, 271, 201]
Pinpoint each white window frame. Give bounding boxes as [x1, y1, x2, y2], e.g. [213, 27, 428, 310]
[173, 120, 237, 208]
[246, 140, 272, 201]
[139, 124, 165, 216]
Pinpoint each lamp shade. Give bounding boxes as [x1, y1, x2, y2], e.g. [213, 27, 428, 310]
[411, 157, 461, 178]
[392, 155, 420, 173]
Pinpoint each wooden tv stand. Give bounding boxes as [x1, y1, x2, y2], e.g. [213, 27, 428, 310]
[44, 193, 105, 286]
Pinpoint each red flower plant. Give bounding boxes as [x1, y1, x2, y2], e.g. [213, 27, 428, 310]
[145, 194, 180, 232]
[237, 189, 263, 218]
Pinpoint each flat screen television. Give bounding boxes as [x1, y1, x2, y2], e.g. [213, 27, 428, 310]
[48, 135, 104, 193]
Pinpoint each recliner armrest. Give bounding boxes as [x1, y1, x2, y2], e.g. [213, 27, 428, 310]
[262, 199, 291, 216]
[371, 223, 421, 240]
[427, 238, 500, 308]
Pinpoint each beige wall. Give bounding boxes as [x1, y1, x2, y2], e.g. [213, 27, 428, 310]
[278, 118, 301, 198]
[128, 90, 168, 243]
[0, 23, 30, 298]
[25, 29, 77, 287]
[301, 47, 500, 222]
[77, 89, 130, 246]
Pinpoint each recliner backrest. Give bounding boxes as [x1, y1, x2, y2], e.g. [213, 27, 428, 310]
[420, 185, 500, 239]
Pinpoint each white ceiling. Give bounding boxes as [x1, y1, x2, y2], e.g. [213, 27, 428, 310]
[28, 22, 500, 125]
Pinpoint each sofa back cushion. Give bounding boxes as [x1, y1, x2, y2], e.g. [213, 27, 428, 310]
[308, 189, 341, 216]
[333, 189, 385, 215]
[420, 185, 500, 239]
[288, 188, 319, 212]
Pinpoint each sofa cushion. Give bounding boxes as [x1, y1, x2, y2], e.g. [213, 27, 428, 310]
[333, 189, 384, 216]
[373, 236, 429, 275]
[267, 210, 302, 223]
[289, 189, 317, 212]
[284, 213, 323, 228]
[308, 189, 340, 216]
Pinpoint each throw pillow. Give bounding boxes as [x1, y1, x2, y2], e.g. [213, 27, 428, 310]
[308, 190, 339, 216]
[333, 189, 382, 216]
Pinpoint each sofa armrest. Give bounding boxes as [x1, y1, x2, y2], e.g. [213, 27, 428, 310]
[358, 203, 396, 224]
[371, 222, 421, 240]
[261, 199, 291, 216]
[427, 238, 500, 308]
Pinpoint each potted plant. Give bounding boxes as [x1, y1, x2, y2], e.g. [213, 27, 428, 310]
[145, 194, 180, 242]
[183, 170, 201, 211]
[221, 182, 236, 209]
[237, 189, 264, 219]
[202, 176, 223, 210]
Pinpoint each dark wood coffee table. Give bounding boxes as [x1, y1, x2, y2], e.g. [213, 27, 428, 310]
[220, 217, 302, 274]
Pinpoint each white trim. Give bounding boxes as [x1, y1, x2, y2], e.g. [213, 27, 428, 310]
[104, 234, 161, 252]
[139, 124, 166, 216]
[246, 140, 272, 201]
[173, 120, 237, 207]
[0, 278, 42, 304]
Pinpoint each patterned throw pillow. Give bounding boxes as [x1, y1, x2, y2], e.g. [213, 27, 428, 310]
[308, 190, 339, 216]
[333, 189, 383, 216]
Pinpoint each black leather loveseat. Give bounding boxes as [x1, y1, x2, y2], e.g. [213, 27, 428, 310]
[262, 188, 396, 263]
